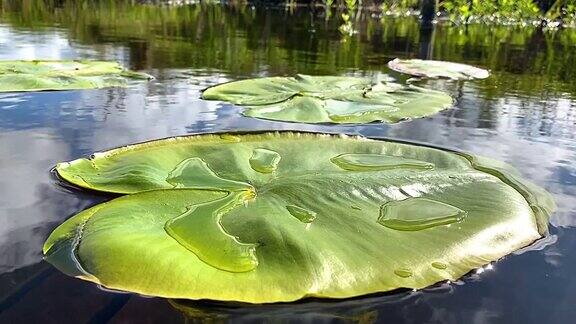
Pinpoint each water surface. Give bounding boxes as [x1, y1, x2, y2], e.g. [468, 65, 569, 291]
[1, 1, 576, 323]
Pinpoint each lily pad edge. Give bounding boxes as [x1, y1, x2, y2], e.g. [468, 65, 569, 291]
[46, 130, 556, 303]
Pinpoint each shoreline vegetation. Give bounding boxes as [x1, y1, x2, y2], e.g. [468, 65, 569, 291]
[2, 1, 576, 28]
[130, 0, 576, 27]
[1, 0, 575, 94]
[0, 0, 573, 142]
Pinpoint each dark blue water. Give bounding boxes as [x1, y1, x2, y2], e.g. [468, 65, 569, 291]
[1, 2, 576, 323]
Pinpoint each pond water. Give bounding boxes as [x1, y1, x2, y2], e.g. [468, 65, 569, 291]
[1, 1, 576, 323]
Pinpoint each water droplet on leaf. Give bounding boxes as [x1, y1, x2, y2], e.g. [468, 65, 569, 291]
[394, 268, 413, 278]
[167, 157, 251, 191]
[286, 205, 317, 223]
[219, 134, 241, 142]
[432, 262, 447, 269]
[165, 193, 258, 273]
[378, 198, 466, 231]
[331, 153, 434, 171]
[249, 148, 281, 174]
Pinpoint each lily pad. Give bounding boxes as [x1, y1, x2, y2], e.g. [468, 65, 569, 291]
[0, 60, 152, 92]
[201, 75, 454, 124]
[44, 132, 554, 303]
[388, 58, 490, 80]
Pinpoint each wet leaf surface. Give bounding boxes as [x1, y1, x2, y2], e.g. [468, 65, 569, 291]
[388, 58, 490, 80]
[201, 75, 454, 124]
[43, 132, 554, 303]
[0, 60, 152, 92]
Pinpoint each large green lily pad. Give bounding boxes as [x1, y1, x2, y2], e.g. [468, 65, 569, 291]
[44, 132, 554, 303]
[0, 60, 152, 92]
[388, 58, 490, 80]
[201, 75, 454, 124]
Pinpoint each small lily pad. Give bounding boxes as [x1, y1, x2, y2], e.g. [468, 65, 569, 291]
[201, 75, 454, 124]
[44, 132, 554, 303]
[0, 60, 152, 92]
[388, 58, 490, 80]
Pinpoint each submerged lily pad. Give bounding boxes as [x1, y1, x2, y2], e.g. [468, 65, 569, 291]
[201, 75, 453, 124]
[388, 58, 490, 80]
[45, 132, 554, 303]
[0, 60, 152, 92]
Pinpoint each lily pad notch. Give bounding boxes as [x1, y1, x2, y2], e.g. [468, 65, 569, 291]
[44, 131, 555, 303]
[201, 75, 454, 124]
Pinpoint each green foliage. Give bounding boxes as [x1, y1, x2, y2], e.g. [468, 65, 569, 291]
[0, 1, 575, 92]
[380, 0, 421, 14]
[441, 0, 470, 21]
[339, 0, 359, 36]
[546, 0, 576, 25]
[438, 0, 576, 25]
[440, 0, 543, 23]
[343, 0, 358, 11]
[45, 132, 554, 303]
